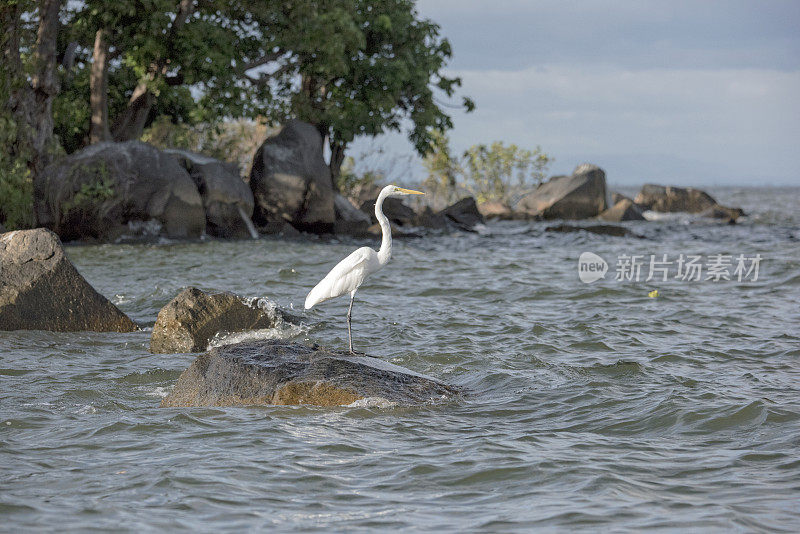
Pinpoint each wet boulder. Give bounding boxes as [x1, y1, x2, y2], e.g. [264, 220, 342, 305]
[517, 164, 608, 219]
[438, 197, 484, 231]
[0, 228, 137, 331]
[598, 198, 646, 222]
[611, 192, 634, 205]
[634, 184, 717, 213]
[150, 287, 293, 354]
[249, 120, 335, 233]
[413, 206, 449, 230]
[164, 149, 255, 239]
[34, 141, 205, 241]
[160, 340, 459, 407]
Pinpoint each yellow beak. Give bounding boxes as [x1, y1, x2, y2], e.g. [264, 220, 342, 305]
[397, 188, 425, 195]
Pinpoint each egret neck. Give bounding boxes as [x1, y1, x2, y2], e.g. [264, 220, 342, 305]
[375, 188, 393, 266]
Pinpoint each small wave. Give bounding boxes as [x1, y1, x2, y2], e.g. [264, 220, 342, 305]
[144, 386, 172, 398]
[208, 322, 308, 349]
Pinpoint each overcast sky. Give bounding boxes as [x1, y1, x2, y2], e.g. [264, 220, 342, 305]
[351, 0, 800, 186]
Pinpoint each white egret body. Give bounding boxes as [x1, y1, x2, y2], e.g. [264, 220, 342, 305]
[305, 184, 424, 353]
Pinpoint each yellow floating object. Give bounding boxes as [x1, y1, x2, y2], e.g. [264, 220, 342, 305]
[648, 289, 659, 298]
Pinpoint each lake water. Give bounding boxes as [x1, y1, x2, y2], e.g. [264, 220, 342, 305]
[2, 187, 799, 531]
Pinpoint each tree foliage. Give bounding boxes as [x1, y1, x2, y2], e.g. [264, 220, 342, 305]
[1, 0, 471, 228]
[424, 135, 552, 207]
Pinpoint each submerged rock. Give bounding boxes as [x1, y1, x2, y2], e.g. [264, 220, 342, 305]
[34, 140, 205, 241]
[598, 198, 646, 222]
[0, 228, 137, 331]
[546, 223, 636, 237]
[249, 120, 335, 233]
[517, 164, 608, 219]
[160, 340, 459, 407]
[150, 287, 292, 354]
[699, 204, 745, 224]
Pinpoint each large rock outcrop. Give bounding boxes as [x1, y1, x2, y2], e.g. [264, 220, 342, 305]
[0, 228, 137, 331]
[598, 198, 646, 222]
[150, 287, 292, 354]
[35, 141, 205, 241]
[160, 340, 460, 407]
[164, 149, 255, 239]
[359, 197, 417, 227]
[634, 184, 717, 213]
[517, 164, 608, 219]
[249, 120, 335, 233]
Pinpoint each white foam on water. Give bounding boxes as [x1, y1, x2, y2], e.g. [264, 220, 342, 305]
[346, 397, 397, 409]
[144, 386, 171, 398]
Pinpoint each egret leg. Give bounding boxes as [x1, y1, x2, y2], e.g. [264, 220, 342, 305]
[347, 292, 356, 354]
[346, 292, 364, 354]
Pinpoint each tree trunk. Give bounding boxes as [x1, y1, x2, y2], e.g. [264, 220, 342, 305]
[28, 0, 62, 176]
[89, 28, 110, 144]
[110, 82, 155, 142]
[329, 140, 347, 192]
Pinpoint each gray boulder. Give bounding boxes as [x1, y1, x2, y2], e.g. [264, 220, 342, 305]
[517, 164, 608, 219]
[150, 287, 292, 354]
[478, 201, 516, 220]
[332, 193, 372, 236]
[160, 340, 460, 407]
[634, 184, 717, 213]
[360, 197, 416, 227]
[249, 120, 335, 233]
[35, 141, 205, 241]
[0, 228, 137, 331]
[438, 197, 484, 230]
[164, 149, 255, 239]
[598, 198, 646, 222]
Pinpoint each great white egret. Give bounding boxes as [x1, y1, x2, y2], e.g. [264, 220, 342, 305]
[305, 184, 425, 353]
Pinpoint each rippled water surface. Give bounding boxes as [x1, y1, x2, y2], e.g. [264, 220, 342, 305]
[2, 187, 800, 531]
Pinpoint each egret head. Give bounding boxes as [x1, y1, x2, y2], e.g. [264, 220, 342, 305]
[385, 185, 425, 197]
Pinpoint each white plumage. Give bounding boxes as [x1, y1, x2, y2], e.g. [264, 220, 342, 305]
[304, 184, 424, 353]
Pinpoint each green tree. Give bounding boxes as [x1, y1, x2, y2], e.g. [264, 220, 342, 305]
[285, 0, 473, 186]
[461, 142, 551, 205]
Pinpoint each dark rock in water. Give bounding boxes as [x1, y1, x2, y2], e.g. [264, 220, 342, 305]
[164, 149, 255, 239]
[360, 196, 416, 227]
[700, 204, 745, 224]
[634, 184, 717, 213]
[517, 164, 608, 219]
[366, 222, 423, 239]
[546, 223, 636, 237]
[0, 228, 137, 331]
[249, 120, 335, 233]
[150, 287, 292, 354]
[598, 198, 646, 222]
[437, 197, 484, 230]
[413, 206, 449, 230]
[34, 141, 205, 241]
[160, 340, 459, 407]
[332, 193, 372, 236]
